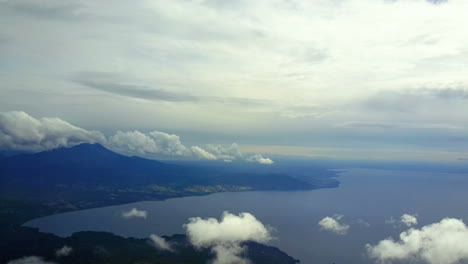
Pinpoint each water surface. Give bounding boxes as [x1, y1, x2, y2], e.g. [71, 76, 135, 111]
[27, 168, 468, 264]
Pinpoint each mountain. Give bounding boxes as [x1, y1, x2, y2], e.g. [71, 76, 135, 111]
[1, 228, 300, 264]
[0, 143, 315, 192]
[0, 143, 182, 187]
[0, 144, 336, 226]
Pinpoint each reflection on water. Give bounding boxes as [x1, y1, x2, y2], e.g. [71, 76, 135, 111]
[26, 168, 468, 264]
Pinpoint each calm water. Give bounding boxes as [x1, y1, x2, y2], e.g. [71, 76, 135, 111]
[26, 168, 468, 264]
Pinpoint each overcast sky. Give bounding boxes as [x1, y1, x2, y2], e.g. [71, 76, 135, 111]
[1, 0, 468, 161]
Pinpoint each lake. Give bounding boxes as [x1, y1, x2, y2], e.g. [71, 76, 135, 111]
[26, 168, 468, 264]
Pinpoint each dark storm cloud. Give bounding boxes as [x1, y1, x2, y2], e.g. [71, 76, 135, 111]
[71, 72, 270, 106]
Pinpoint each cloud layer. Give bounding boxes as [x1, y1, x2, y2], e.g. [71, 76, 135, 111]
[0, 111, 273, 164]
[7, 256, 56, 264]
[184, 211, 272, 264]
[2, 0, 468, 160]
[318, 215, 350, 235]
[367, 218, 468, 264]
[0, 111, 106, 152]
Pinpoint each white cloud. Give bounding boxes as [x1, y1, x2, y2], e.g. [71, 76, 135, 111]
[246, 154, 274, 164]
[191, 146, 217, 160]
[0, 111, 274, 163]
[367, 218, 468, 264]
[400, 214, 418, 227]
[149, 234, 173, 251]
[108, 131, 274, 163]
[7, 256, 56, 264]
[2, 0, 468, 159]
[108, 130, 191, 157]
[184, 211, 272, 264]
[205, 143, 244, 162]
[386, 214, 419, 228]
[121, 208, 148, 219]
[55, 245, 72, 257]
[0, 111, 106, 152]
[318, 215, 350, 235]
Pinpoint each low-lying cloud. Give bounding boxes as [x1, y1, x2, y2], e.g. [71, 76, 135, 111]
[318, 215, 350, 235]
[149, 234, 173, 251]
[7, 256, 56, 264]
[0, 111, 106, 152]
[122, 208, 148, 219]
[0, 111, 273, 164]
[367, 218, 468, 264]
[55, 245, 72, 257]
[246, 154, 274, 164]
[184, 211, 272, 264]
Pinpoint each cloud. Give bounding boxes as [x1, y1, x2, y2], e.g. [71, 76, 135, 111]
[386, 214, 418, 228]
[318, 215, 350, 235]
[190, 146, 217, 160]
[0, 111, 274, 164]
[400, 214, 418, 227]
[121, 208, 148, 219]
[366, 218, 468, 264]
[356, 219, 371, 228]
[184, 211, 272, 264]
[71, 72, 269, 106]
[204, 143, 243, 162]
[107, 130, 226, 161]
[73, 77, 197, 102]
[0, 111, 106, 152]
[246, 154, 274, 164]
[55, 245, 72, 257]
[7, 256, 56, 264]
[108, 131, 274, 163]
[149, 234, 173, 251]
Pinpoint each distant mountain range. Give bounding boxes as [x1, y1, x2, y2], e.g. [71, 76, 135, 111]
[0, 143, 317, 194]
[0, 144, 338, 226]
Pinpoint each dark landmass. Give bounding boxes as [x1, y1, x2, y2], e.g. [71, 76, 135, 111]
[0, 144, 340, 263]
[0, 143, 338, 226]
[1, 227, 299, 264]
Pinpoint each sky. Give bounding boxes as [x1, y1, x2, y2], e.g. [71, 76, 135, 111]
[1, 0, 468, 161]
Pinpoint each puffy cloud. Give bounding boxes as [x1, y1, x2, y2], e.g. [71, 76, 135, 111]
[149, 234, 173, 251]
[205, 143, 244, 162]
[184, 211, 272, 264]
[318, 215, 350, 235]
[108, 131, 274, 163]
[246, 154, 274, 165]
[0, 111, 106, 152]
[191, 146, 217, 160]
[400, 214, 418, 227]
[108, 130, 190, 157]
[0, 111, 274, 164]
[366, 218, 468, 264]
[121, 208, 148, 219]
[7, 256, 56, 264]
[386, 214, 418, 228]
[55, 245, 72, 257]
